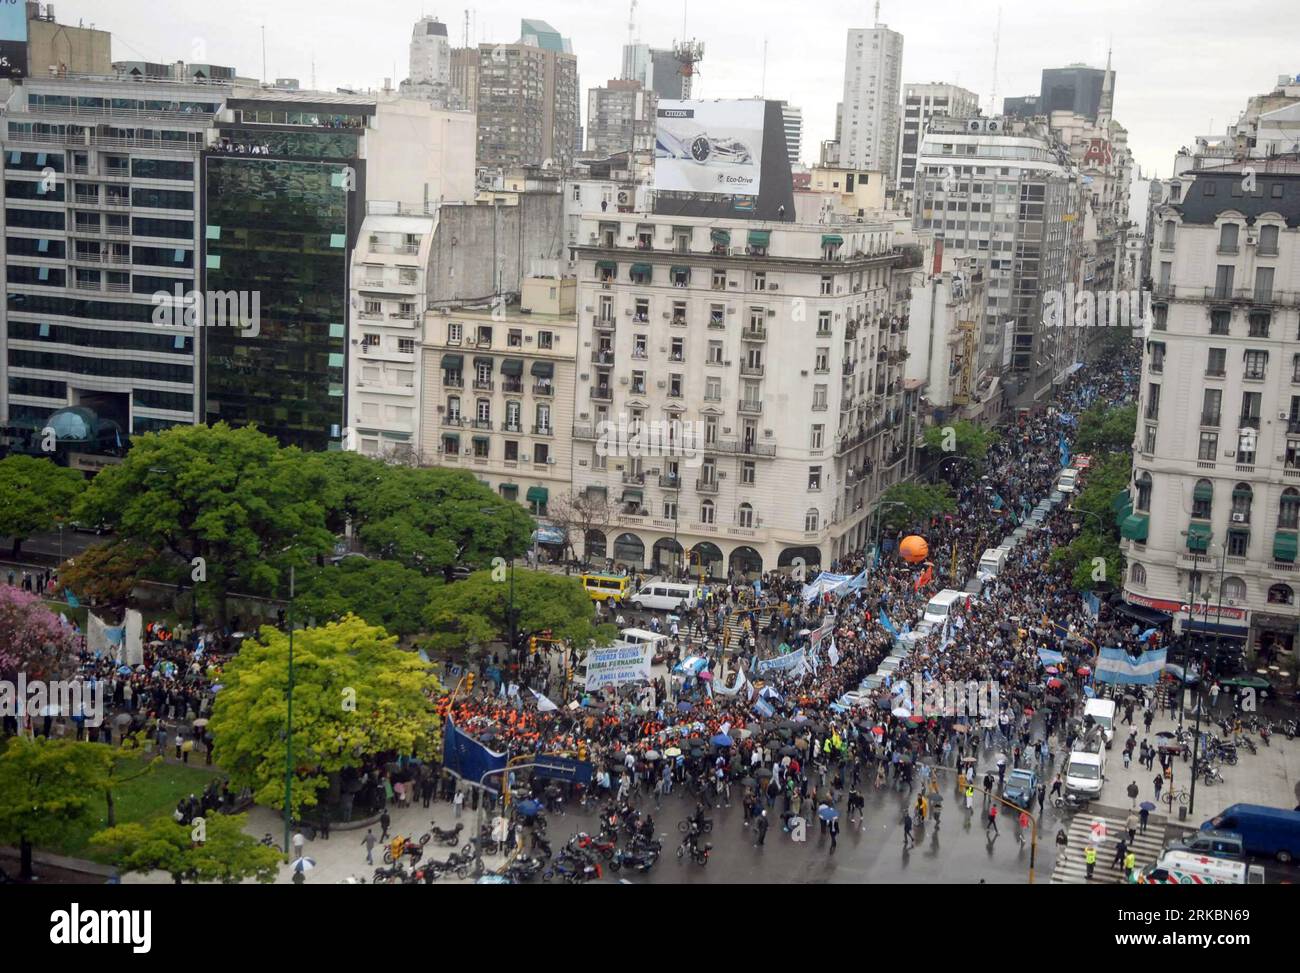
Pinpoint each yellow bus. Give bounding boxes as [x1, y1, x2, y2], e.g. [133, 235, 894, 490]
[580, 573, 630, 605]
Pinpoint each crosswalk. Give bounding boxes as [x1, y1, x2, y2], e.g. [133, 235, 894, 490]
[1050, 803, 1169, 884]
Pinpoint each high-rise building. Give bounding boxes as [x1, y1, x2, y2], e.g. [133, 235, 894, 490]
[587, 79, 656, 158]
[897, 83, 978, 199]
[568, 213, 914, 576]
[0, 70, 220, 466]
[913, 116, 1080, 406]
[836, 25, 904, 181]
[475, 21, 579, 168]
[621, 43, 693, 102]
[1123, 161, 1300, 661]
[401, 16, 454, 106]
[449, 47, 479, 113]
[779, 102, 804, 167]
[1040, 65, 1107, 121]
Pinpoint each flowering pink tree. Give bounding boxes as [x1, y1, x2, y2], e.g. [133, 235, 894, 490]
[0, 585, 75, 677]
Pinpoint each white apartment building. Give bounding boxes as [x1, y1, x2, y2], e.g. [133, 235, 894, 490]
[1123, 162, 1300, 659]
[421, 278, 577, 517]
[407, 17, 451, 87]
[348, 208, 436, 461]
[780, 102, 804, 168]
[569, 213, 914, 580]
[897, 82, 979, 200]
[837, 25, 904, 182]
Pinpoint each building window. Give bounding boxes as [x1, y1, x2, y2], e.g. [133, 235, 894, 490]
[812, 384, 828, 410]
[804, 509, 819, 532]
[1207, 347, 1226, 377]
[1143, 424, 1157, 454]
[1218, 222, 1239, 253]
[1148, 341, 1165, 373]
[1247, 312, 1270, 338]
[808, 466, 822, 491]
[1134, 471, 1152, 512]
[1192, 479, 1213, 519]
[817, 311, 832, 335]
[1227, 530, 1250, 557]
[820, 275, 833, 296]
[1209, 309, 1231, 335]
[741, 461, 756, 485]
[537, 330, 553, 349]
[1243, 349, 1268, 380]
[1222, 577, 1246, 602]
[398, 338, 415, 354]
[712, 269, 726, 290]
[1280, 488, 1300, 530]
[1231, 483, 1253, 523]
[1268, 584, 1294, 605]
[700, 499, 715, 524]
[811, 424, 824, 450]
[1129, 563, 1146, 586]
[1198, 431, 1218, 461]
[1144, 382, 1160, 420]
[473, 438, 489, 459]
[738, 503, 755, 528]
[663, 498, 677, 520]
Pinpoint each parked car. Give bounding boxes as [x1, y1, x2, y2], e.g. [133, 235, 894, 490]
[1165, 829, 1244, 862]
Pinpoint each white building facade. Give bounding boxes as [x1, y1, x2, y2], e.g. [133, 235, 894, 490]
[897, 82, 979, 201]
[837, 26, 904, 182]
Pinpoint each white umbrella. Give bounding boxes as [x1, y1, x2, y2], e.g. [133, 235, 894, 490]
[891, 707, 910, 719]
[291, 857, 316, 873]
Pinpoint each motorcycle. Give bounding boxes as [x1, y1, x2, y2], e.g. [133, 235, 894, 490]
[608, 847, 659, 874]
[1051, 792, 1091, 811]
[567, 831, 618, 860]
[1257, 722, 1272, 747]
[423, 822, 464, 847]
[543, 851, 602, 884]
[629, 832, 664, 854]
[1284, 718, 1298, 741]
[1238, 734, 1257, 755]
[371, 862, 409, 884]
[382, 837, 427, 865]
[684, 841, 712, 866]
[1199, 763, 1226, 786]
[530, 832, 553, 859]
[678, 816, 714, 834]
[503, 855, 546, 882]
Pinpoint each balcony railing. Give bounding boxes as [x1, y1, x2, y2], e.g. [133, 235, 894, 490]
[737, 399, 763, 415]
[695, 478, 719, 493]
[532, 424, 552, 436]
[742, 327, 766, 341]
[1240, 415, 1261, 430]
[658, 474, 682, 489]
[622, 471, 645, 485]
[533, 383, 554, 397]
[740, 363, 764, 377]
[590, 387, 613, 402]
[472, 379, 494, 391]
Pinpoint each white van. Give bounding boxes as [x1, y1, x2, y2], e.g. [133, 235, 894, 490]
[616, 627, 671, 661]
[1152, 850, 1265, 885]
[1057, 468, 1079, 494]
[978, 548, 1009, 579]
[1064, 747, 1106, 800]
[1084, 698, 1117, 748]
[922, 589, 969, 627]
[628, 579, 700, 612]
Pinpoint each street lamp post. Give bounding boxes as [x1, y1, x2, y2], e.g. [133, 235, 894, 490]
[1189, 542, 1228, 818]
[283, 564, 295, 859]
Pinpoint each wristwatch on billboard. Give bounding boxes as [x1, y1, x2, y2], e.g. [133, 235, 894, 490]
[657, 130, 754, 165]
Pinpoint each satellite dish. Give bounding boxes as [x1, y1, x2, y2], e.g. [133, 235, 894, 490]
[541, 158, 555, 170]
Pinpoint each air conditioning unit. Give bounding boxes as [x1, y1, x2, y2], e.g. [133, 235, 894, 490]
[967, 119, 984, 133]
[1232, 512, 1246, 523]
[986, 120, 1000, 133]
[617, 190, 630, 205]
[662, 311, 670, 318]
[584, 305, 593, 312]
[547, 457, 557, 465]
[520, 454, 531, 463]
[768, 283, 779, 291]
[619, 376, 629, 385]
[624, 308, 633, 316]
[727, 307, 736, 314]
[1280, 412, 1290, 421]
[588, 232, 597, 241]
[1246, 231, 1257, 245]
[767, 309, 776, 317]
[656, 380, 667, 388]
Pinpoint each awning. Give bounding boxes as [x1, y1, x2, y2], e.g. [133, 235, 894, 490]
[595, 259, 617, 273]
[1115, 602, 1172, 627]
[1120, 513, 1149, 542]
[670, 265, 690, 279]
[1275, 531, 1298, 563]
[630, 263, 652, 279]
[1232, 486, 1252, 500]
[499, 483, 519, 499]
[621, 488, 643, 503]
[472, 435, 490, 446]
[500, 358, 524, 376]
[710, 229, 731, 246]
[747, 229, 771, 247]
[821, 234, 844, 246]
[530, 360, 554, 378]
[526, 486, 549, 505]
[585, 485, 608, 498]
[1184, 621, 1249, 640]
[473, 356, 493, 369]
[1193, 481, 1213, 502]
[1110, 489, 1131, 515]
[1186, 521, 1211, 551]
[441, 353, 463, 369]
[442, 433, 460, 444]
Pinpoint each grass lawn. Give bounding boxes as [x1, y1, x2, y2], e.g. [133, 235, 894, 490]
[46, 756, 221, 862]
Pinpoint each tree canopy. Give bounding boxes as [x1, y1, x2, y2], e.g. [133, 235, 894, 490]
[208, 615, 441, 816]
[0, 455, 86, 557]
[922, 419, 999, 464]
[424, 567, 617, 653]
[58, 539, 161, 614]
[1075, 403, 1138, 453]
[878, 482, 958, 531]
[293, 558, 439, 638]
[0, 584, 77, 677]
[91, 813, 282, 884]
[72, 423, 334, 614]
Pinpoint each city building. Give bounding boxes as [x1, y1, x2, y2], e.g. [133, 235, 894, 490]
[449, 46, 479, 114]
[474, 21, 579, 168]
[400, 16, 454, 107]
[568, 212, 915, 578]
[25, 4, 111, 76]
[620, 43, 697, 101]
[0, 68, 221, 467]
[421, 275, 577, 515]
[586, 79, 656, 158]
[779, 102, 804, 167]
[1122, 161, 1300, 660]
[797, 165, 888, 221]
[912, 115, 1081, 406]
[1039, 64, 1107, 122]
[897, 83, 978, 201]
[836, 24, 904, 181]
[1002, 95, 1040, 119]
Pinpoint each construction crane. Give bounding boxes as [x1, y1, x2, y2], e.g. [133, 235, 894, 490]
[672, 39, 703, 99]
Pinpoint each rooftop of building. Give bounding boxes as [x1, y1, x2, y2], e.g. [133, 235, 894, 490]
[1174, 159, 1300, 225]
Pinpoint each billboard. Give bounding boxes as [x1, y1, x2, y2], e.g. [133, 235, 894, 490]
[582, 641, 652, 692]
[654, 99, 765, 197]
[0, 0, 27, 80]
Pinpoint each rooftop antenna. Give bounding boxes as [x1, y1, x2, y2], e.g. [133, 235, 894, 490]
[627, 0, 638, 49]
[874, 1, 880, 27]
[988, 7, 1001, 114]
[311, 51, 316, 91]
[760, 37, 767, 98]
[261, 24, 267, 85]
[463, 9, 469, 48]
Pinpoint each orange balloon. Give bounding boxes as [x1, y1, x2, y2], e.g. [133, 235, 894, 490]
[899, 535, 929, 564]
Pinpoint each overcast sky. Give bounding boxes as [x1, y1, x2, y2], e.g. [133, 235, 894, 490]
[70, 0, 1300, 175]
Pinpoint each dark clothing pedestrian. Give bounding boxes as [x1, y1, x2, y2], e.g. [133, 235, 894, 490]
[379, 810, 391, 841]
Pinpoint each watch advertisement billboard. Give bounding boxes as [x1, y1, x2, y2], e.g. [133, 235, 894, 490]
[0, 0, 28, 80]
[654, 99, 765, 197]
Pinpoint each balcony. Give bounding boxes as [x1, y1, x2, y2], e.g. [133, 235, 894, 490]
[532, 424, 553, 437]
[658, 474, 683, 489]
[742, 327, 767, 341]
[622, 470, 646, 485]
[572, 423, 596, 440]
[471, 418, 493, 431]
[842, 360, 857, 376]
[1288, 418, 1300, 434]
[443, 374, 464, 389]
[472, 379, 494, 392]
[370, 242, 421, 255]
[501, 379, 523, 394]
[708, 316, 726, 329]
[590, 386, 613, 403]
[1239, 415, 1261, 430]
[1200, 413, 1220, 428]
[443, 416, 465, 427]
[533, 383, 554, 397]
[740, 362, 765, 378]
[695, 477, 719, 493]
[593, 316, 616, 332]
[501, 421, 522, 433]
[738, 441, 776, 457]
[737, 399, 763, 415]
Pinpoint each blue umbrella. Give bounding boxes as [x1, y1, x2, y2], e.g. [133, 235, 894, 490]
[117, 665, 132, 675]
[710, 733, 733, 748]
[516, 799, 543, 817]
[1139, 801, 1156, 812]
[677, 701, 693, 713]
[818, 805, 839, 822]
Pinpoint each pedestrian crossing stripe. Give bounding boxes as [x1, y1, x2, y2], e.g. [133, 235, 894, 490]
[1051, 808, 1168, 884]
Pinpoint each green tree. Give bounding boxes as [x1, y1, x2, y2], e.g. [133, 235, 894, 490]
[1048, 531, 1124, 592]
[424, 567, 617, 653]
[1071, 451, 1134, 538]
[0, 737, 108, 880]
[0, 455, 86, 558]
[294, 559, 439, 638]
[345, 466, 534, 580]
[878, 482, 957, 531]
[208, 615, 441, 816]
[58, 540, 161, 613]
[72, 423, 334, 617]
[923, 420, 999, 464]
[91, 813, 281, 884]
[1075, 403, 1138, 453]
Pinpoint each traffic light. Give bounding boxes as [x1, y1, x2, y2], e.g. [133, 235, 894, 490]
[529, 636, 538, 656]
[465, 672, 475, 694]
